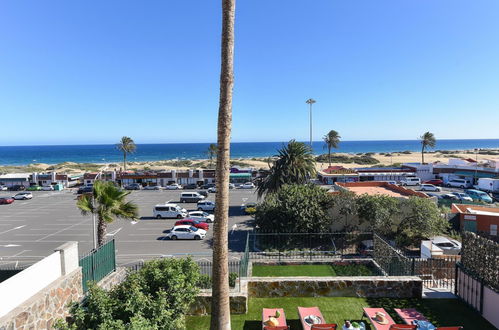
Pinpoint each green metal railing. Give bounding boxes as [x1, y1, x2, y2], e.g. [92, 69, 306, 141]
[79, 239, 116, 293]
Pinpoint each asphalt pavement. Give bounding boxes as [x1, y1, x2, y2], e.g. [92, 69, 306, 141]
[0, 189, 257, 267]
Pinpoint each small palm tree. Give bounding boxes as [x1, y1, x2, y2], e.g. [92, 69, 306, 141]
[257, 140, 316, 198]
[207, 143, 218, 167]
[420, 132, 436, 164]
[323, 130, 341, 166]
[77, 181, 138, 247]
[116, 136, 136, 171]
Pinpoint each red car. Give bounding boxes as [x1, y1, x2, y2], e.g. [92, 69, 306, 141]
[174, 219, 209, 231]
[0, 197, 14, 204]
[424, 179, 443, 186]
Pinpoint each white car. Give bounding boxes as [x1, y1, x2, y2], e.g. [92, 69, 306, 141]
[188, 211, 215, 223]
[143, 185, 162, 190]
[166, 225, 206, 240]
[0, 186, 8, 191]
[153, 203, 187, 219]
[165, 184, 183, 190]
[12, 192, 33, 200]
[451, 192, 473, 202]
[430, 236, 461, 255]
[240, 182, 255, 189]
[399, 177, 421, 186]
[228, 183, 235, 189]
[41, 186, 55, 191]
[420, 184, 441, 192]
[197, 200, 216, 211]
[207, 187, 217, 193]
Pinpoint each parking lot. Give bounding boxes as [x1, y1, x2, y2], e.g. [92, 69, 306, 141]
[0, 189, 257, 266]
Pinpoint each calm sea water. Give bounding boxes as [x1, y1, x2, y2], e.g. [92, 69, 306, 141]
[0, 139, 498, 166]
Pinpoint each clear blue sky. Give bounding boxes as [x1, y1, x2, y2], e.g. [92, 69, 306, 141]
[1, 0, 498, 146]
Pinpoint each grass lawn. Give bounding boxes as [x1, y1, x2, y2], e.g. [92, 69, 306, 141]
[251, 264, 376, 277]
[186, 297, 495, 329]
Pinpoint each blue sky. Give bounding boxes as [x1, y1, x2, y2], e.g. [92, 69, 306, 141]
[1, 0, 498, 146]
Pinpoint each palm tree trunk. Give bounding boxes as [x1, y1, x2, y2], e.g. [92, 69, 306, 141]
[211, 0, 235, 329]
[328, 146, 331, 166]
[97, 217, 107, 247]
[123, 152, 127, 171]
[421, 144, 425, 164]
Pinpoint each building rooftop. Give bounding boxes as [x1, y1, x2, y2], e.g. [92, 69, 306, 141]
[335, 181, 428, 198]
[452, 204, 499, 216]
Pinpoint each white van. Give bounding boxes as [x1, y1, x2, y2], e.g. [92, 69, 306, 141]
[446, 179, 472, 189]
[399, 177, 421, 186]
[180, 192, 205, 203]
[153, 203, 187, 219]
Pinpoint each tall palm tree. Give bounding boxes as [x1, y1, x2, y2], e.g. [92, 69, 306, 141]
[210, 0, 236, 329]
[257, 140, 316, 198]
[77, 181, 138, 247]
[207, 143, 218, 167]
[116, 136, 136, 171]
[323, 130, 341, 166]
[420, 132, 436, 164]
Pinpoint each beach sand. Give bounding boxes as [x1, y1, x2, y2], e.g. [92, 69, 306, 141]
[0, 150, 497, 174]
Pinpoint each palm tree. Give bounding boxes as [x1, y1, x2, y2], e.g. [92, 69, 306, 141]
[210, 0, 236, 328]
[257, 140, 316, 198]
[323, 130, 341, 166]
[207, 143, 218, 167]
[116, 136, 136, 171]
[420, 132, 436, 164]
[77, 181, 138, 247]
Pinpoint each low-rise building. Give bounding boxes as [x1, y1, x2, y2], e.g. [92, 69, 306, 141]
[335, 181, 429, 199]
[30, 172, 83, 188]
[0, 173, 31, 188]
[451, 203, 499, 235]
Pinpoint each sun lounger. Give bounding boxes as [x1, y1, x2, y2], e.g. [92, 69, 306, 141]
[394, 308, 429, 324]
[362, 308, 396, 330]
[388, 325, 416, 330]
[298, 306, 327, 330]
[262, 308, 289, 330]
[311, 324, 337, 330]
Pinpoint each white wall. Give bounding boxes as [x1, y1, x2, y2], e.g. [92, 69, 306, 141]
[0, 253, 61, 318]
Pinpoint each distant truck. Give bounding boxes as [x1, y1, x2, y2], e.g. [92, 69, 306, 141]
[477, 178, 499, 193]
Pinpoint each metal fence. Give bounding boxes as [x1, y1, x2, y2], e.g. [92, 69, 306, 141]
[79, 239, 116, 293]
[0, 266, 25, 283]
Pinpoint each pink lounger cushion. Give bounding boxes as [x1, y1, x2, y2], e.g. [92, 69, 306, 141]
[262, 308, 287, 328]
[298, 306, 326, 330]
[363, 308, 396, 330]
[394, 308, 428, 324]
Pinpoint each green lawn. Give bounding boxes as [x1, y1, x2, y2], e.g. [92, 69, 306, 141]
[251, 264, 376, 277]
[186, 297, 495, 330]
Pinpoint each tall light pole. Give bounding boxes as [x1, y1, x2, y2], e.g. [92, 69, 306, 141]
[306, 98, 316, 148]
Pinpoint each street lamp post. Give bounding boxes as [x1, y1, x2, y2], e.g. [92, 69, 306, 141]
[306, 98, 316, 148]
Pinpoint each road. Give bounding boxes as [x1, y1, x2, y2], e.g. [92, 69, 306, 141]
[0, 189, 257, 267]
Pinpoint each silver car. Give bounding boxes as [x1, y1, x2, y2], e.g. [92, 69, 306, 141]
[13, 192, 33, 200]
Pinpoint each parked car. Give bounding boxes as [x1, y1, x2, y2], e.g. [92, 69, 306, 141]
[201, 183, 216, 189]
[197, 190, 209, 198]
[174, 219, 209, 231]
[183, 183, 198, 190]
[446, 179, 472, 189]
[207, 186, 217, 193]
[0, 197, 14, 204]
[197, 200, 215, 211]
[451, 192, 473, 202]
[12, 192, 33, 200]
[399, 177, 421, 186]
[187, 211, 215, 223]
[425, 192, 442, 199]
[77, 186, 93, 194]
[166, 225, 206, 240]
[423, 179, 443, 186]
[420, 184, 442, 192]
[441, 193, 459, 200]
[430, 236, 461, 255]
[242, 202, 257, 214]
[125, 183, 142, 190]
[464, 189, 493, 203]
[165, 183, 183, 190]
[240, 182, 255, 189]
[0, 185, 8, 191]
[180, 192, 206, 203]
[143, 185, 162, 190]
[153, 203, 187, 219]
[27, 185, 42, 191]
[9, 185, 26, 191]
[41, 185, 55, 191]
[229, 183, 235, 189]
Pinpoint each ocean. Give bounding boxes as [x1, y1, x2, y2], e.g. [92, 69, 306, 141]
[0, 139, 498, 166]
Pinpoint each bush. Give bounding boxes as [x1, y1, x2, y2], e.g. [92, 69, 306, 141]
[196, 272, 239, 289]
[55, 258, 201, 330]
[245, 207, 257, 215]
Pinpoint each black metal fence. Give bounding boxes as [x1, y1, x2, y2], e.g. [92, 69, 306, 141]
[0, 266, 26, 283]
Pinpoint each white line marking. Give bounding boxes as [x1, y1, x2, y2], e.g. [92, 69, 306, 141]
[106, 227, 122, 237]
[0, 225, 26, 235]
[0, 244, 21, 247]
[35, 218, 90, 242]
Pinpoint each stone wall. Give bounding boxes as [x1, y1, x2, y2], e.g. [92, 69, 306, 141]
[188, 282, 248, 315]
[247, 276, 422, 299]
[0, 268, 83, 330]
[96, 267, 128, 291]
